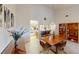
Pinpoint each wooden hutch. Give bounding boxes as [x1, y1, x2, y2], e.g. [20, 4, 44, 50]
[59, 23, 79, 43]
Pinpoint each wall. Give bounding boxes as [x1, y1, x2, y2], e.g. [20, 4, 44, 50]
[0, 4, 16, 53]
[55, 7, 79, 23]
[64, 40, 79, 54]
[16, 5, 55, 28]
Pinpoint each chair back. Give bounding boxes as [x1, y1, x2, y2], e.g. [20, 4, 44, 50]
[59, 40, 67, 50]
[55, 40, 67, 50]
[40, 40, 51, 49]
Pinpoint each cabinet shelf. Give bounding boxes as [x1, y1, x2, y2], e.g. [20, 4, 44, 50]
[59, 23, 79, 43]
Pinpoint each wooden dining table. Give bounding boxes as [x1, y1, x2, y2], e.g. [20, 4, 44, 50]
[41, 35, 65, 53]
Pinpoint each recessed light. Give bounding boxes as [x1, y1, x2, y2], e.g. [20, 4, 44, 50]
[65, 15, 69, 17]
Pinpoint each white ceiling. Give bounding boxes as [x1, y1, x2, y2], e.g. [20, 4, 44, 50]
[46, 4, 79, 10]
[16, 4, 79, 10]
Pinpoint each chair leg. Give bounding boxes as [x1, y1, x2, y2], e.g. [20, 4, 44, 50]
[55, 46, 58, 54]
[47, 49, 49, 54]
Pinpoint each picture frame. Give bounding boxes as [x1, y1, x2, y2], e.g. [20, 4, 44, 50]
[0, 4, 2, 28]
[4, 6, 14, 28]
[0, 19, 2, 27]
[0, 4, 2, 14]
[11, 13, 14, 27]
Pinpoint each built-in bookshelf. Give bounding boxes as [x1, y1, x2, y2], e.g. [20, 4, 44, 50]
[59, 23, 66, 36]
[59, 23, 79, 43]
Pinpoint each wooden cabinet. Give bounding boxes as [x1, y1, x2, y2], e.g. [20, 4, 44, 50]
[59, 24, 66, 36]
[59, 23, 79, 43]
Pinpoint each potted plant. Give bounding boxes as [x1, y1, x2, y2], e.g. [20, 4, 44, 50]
[8, 27, 26, 49]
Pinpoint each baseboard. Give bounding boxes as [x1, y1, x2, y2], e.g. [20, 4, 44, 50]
[1, 40, 14, 54]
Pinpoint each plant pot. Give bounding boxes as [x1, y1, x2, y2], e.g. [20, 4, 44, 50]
[15, 41, 17, 49]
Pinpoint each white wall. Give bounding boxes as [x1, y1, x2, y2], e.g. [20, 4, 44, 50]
[16, 5, 55, 28]
[65, 40, 79, 54]
[54, 7, 79, 23]
[0, 4, 16, 53]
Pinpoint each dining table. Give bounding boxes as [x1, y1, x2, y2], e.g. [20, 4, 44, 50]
[41, 35, 65, 54]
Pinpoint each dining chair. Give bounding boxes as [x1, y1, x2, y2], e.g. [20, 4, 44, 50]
[40, 40, 51, 53]
[55, 40, 67, 53]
